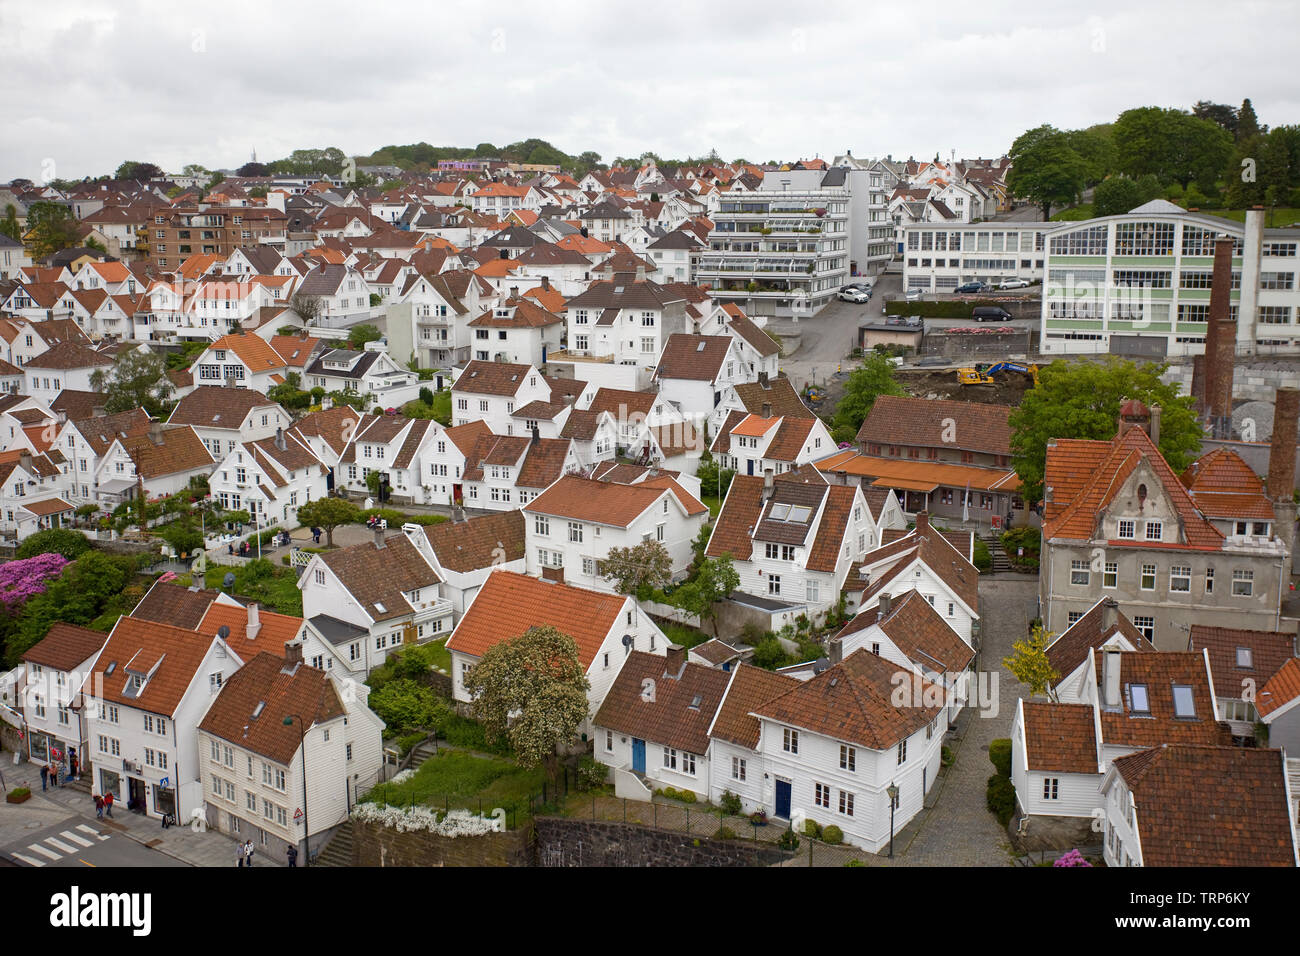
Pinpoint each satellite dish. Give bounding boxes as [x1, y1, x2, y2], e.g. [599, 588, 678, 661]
[621, 634, 634, 648]
[217, 625, 230, 640]
[223, 572, 236, 589]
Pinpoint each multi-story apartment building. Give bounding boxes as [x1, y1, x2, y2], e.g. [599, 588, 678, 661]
[901, 222, 1049, 293]
[148, 206, 288, 273]
[695, 168, 851, 317]
[1039, 203, 1300, 356]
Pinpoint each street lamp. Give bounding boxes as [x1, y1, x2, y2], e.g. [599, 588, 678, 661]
[283, 714, 309, 867]
[886, 782, 899, 859]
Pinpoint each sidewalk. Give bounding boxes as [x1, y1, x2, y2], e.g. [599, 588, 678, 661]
[1, 756, 285, 868]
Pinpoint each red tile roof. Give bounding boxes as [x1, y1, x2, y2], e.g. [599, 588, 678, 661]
[1094, 650, 1232, 749]
[594, 651, 731, 755]
[708, 664, 801, 749]
[856, 395, 1012, 455]
[21, 622, 106, 672]
[1257, 657, 1300, 718]
[85, 616, 226, 718]
[1021, 701, 1099, 773]
[446, 570, 627, 668]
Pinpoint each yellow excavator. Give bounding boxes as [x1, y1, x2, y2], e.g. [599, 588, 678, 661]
[957, 362, 1039, 387]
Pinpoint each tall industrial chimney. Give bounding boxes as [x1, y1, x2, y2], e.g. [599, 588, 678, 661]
[1268, 387, 1299, 567]
[1203, 235, 1236, 437]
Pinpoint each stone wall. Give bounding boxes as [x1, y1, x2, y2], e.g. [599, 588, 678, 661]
[533, 817, 787, 867]
[1165, 358, 1300, 405]
[351, 819, 533, 867]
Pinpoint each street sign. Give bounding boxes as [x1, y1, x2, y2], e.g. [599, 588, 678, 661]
[160, 777, 169, 788]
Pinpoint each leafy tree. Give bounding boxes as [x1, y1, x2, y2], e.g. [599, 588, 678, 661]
[294, 497, 360, 547]
[831, 352, 904, 440]
[1112, 107, 1232, 189]
[1003, 623, 1060, 702]
[694, 451, 735, 501]
[602, 540, 672, 595]
[674, 555, 739, 636]
[463, 624, 591, 780]
[290, 293, 322, 324]
[114, 161, 163, 182]
[15, 528, 91, 561]
[0, 205, 20, 242]
[159, 518, 203, 556]
[237, 161, 270, 177]
[6, 552, 134, 665]
[1065, 125, 1117, 186]
[90, 347, 174, 417]
[1192, 100, 1239, 138]
[267, 372, 311, 410]
[1008, 358, 1202, 505]
[24, 202, 81, 260]
[750, 636, 789, 670]
[1237, 98, 1261, 141]
[1006, 125, 1088, 219]
[347, 324, 382, 350]
[1093, 176, 1149, 217]
[249, 186, 268, 199]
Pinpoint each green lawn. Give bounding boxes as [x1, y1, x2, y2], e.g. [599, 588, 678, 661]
[1051, 203, 1095, 221]
[701, 495, 722, 519]
[426, 636, 451, 674]
[430, 389, 451, 425]
[199, 559, 303, 616]
[363, 750, 545, 815]
[1197, 208, 1300, 226]
[656, 620, 711, 649]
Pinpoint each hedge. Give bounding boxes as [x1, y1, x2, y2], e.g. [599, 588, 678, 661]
[973, 538, 992, 573]
[986, 774, 1016, 826]
[989, 738, 1012, 777]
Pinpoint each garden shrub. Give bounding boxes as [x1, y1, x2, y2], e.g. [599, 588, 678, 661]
[714, 825, 736, 840]
[986, 774, 1016, 826]
[804, 818, 823, 838]
[719, 790, 743, 816]
[973, 538, 992, 572]
[777, 827, 801, 851]
[989, 738, 1012, 777]
[821, 824, 843, 845]
[575, 755, 608, 792]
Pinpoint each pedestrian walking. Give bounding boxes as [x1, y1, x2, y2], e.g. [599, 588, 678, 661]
[103, 790, 114, 817]
[40, 764, 48, 791]
[69, 749, 78, 780]
[311, 526, 321, 545]
[49, 763, 59, 787]
[94, 794, 104, 819]
[236, 843, 244, 867]
[286, 844, 298, 868]
[244, 840, 255, 867]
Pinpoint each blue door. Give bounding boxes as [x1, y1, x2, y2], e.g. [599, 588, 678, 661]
[632, 738, 646, 774]
[775, 780, 792, 819]
[541, 345, 547, 364]
[747, 459, 754, 476]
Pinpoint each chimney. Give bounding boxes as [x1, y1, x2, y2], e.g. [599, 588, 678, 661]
[149, 420, 164, 444]
[915, 511, 929, 535]
[761, 402, 772, 419]
[1204, 235, 1237, 436]
[762, 467, 774, 500]
[1102, 649, 1122, 709]
[531, 423, 540, 445]
[663, 643, 686, 678]
[1100, 597, 1117, 635]
[247, 603, 261, 642]
[374, 527, 386, 549]
[1190, 353, 1207, 415]
[284, 641, 303, 665]
[540, 275, 550, 291]
[274, 426, 287, 451]
[541, 565, 565, 584]
[635, 265, 646, 281]
[878, 592, 892, 619]
[1268, 387, 1299, 564]
[18, 450, 32, 473]
[509, 286, 519, 301]
[225, 375, 238, 389]
[1149, 404, 1162, 447]
[828, 638, 843, 665]
[92, 405, 106, 417]
[757, 371, 769, 388]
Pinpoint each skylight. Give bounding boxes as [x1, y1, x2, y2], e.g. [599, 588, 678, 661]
[1171, 684, 1196, 718]
[1235, 647, 1253, 668]
[769, 503, 791, 520]
[788, 505, 812, 523]
[1128, 683, 1150, 715]
[252, 701, 265, 719]
[374, 602, 387, 613]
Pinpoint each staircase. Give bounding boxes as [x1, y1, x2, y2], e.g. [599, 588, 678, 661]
[981, 533, 1014, 573]
[313, 820, 354, 867]
[63, 773, 92, 797]
[410, 739, 440, 767]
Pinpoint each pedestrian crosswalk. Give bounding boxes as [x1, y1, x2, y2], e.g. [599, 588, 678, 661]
[11, 825, 110, 867]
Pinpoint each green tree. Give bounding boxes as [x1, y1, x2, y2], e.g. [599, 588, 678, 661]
[1065, 125, 1117, 186]
[1092, 176, 1148, 217]
[1237, 98, 1261, 141]
[1006, 125, 1088, 219]
[346, 324, 383, 350]
[7, 552, 135, 665]
[1192, 101, 1239, 138]
[463, 624, 591, 781]
[674, 555, 739, 636]
[601, 540, 672, 595]
[1008, 358, 1202, 505]
[1002, 624, 1060, 702]
[267, 372, 311, 410]
[90, 347, 174, 417]
[367, 678, 448, 735]
[114, 161, 163, 182]
[1112, 107, 1233, 189]
[15, 528, 91, 561]
[831, 352, 904, 441]
[0, 205, 20, 242]
[159, 518, 203, 556]
[24, 202, 81, 260]
[294, 497, 361, 547]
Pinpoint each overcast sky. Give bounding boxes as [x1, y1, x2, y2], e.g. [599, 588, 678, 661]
[2, 0, 1297, 181]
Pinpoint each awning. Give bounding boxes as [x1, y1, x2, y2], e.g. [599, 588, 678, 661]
[97, 478, 137, 494]
[872, 477, 938, 493]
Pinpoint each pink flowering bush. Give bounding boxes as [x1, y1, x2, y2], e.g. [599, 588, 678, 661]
[0, 553, 69, 610]
[1053, 848, 1093, 867]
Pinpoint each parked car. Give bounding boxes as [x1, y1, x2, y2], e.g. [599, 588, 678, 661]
[955, 281, 987, 294]
[998, 278, 1031, 289]
[838, 288, 870, 303]
[905, 288, 924, 302]
[972, 306, 1013, 322]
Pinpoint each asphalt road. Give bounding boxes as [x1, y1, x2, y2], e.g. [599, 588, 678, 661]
[2, 819, 189, 868]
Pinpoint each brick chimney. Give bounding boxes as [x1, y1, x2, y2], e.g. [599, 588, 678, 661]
[1204, 235, 1237, 436]
[1268, 387, 1299, 564]
[374, 526, 386, 549]
[1190, 353, 1207, 414]
[509, 286, 519, 301]
[284, 641, 303, 665]
[540, 275, 550, 291]
[1149, 404, 1162, 447]
[663, 643, 686, 678]
[1100, 597, 1118, 635]
[541, 565, 565, 584]
[761, 402, 772, 419]
[915, 511, 929, 535]
[247, 603, 261, 642]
